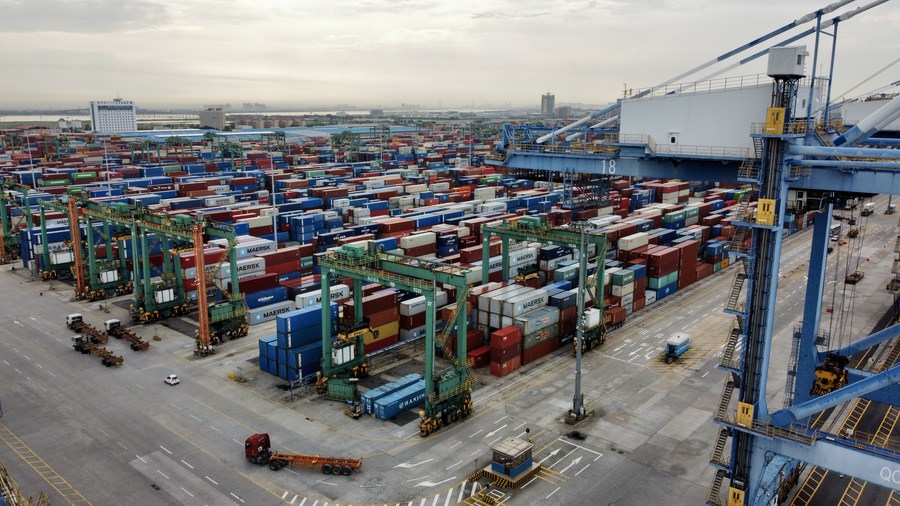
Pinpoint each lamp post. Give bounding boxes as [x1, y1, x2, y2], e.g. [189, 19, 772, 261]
[269, 153, 279, 248]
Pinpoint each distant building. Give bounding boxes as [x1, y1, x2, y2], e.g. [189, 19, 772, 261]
[556, 106, 572, 120]
[370, 109, 384, 117]
[541, 93, 555, 118]
[198, 107, 226, 130]
[89, 98, 137, 133]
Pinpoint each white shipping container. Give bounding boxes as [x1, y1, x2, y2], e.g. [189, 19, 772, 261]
[621, 293, 634, 307]
[99, 270, 119, 284]
[204, 196, 236, 207]
[473, 187, 496, 201]
[539, 255, 572, 271]
[503, 289, 549, 317]
[490, 286, 531, 314]
[219, 257, 265, 279]
[604, 267, 622, 287]
[400, 325, 427, 340]
[406, 183, 428, 194]
[612, 283, 634, 297]
[584, 308, 602, 329]
[50, 251, 74, 265]
[478, 310, 489, 326]
[400, 232, 437, 249]
[489, 313, 503, 329]
[618, 232, 649, 251]
[153, 288, 175, 304]
[476, 202, 507, 214]
[332, 198, 351, 208]
[508, 247, 539, 266]
[248, 300, 296, 325]
[646, 291, 658, 305]
[332, 345, 356, 366]
[295, 284, 350, 308]
[479, 285, 523, 312]
[430, 182, 451, 192]
[237, 216, 272, 229]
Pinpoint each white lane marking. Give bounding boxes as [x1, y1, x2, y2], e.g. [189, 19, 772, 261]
[560, 456, 583, 474]
[117, 441, 127, 449]
[493, 416, 506, 424]
[446, 460, 463, 470]
[233, 439, 242, 445]
[159, 445, 172, 454]
[2, 360, 8, 365]
[488, 436, 502, 446]
[13, 321, 23, 327]
[547, 486, 561, 499]
[13, 368, 21, 374]
[136, 455, 147, 463]
[298, 498, 306, 506]
[181, 460, 194, 469]
[449, 441, 462, 449]
[468, 430, 483, 438]
[230, 492, 245, 503]
[484, 424, 507, 438]
[25, 376, 31, 382]
[291, 495, 298, 504]
[513, 422, 527, 431]
[559, 438, 604, 457]
[470, 449, 480, 456]
[170, 403, 182, 410]
[394, 458, 433, 469]
[156, 470, 169, 479]
[180, 487, 194, 498]
[702, 371, 709, 378]
[548, 448, 577, 469]
[11, 347, 19, 352]
[23, 355, 30, 361]
[457, 484, 466, 502]
[190, 414, 202, 422]
[575, 464, 591, 476]
[415, 477, 456, 488]
[99, 429, 109, 437]
[282, 492, 289, 499]
[444, 486, 455, 506]
[47, 371, 56, 377]
[432, 495, 439, 506]
[34, 363, 42, 368]
[209, 425, 221, 433]
[521, 477, 537, 489]
[206, 476, 218, 485]
[38, 385, 47, 392]
[404, 431, 419, 440]
[407, 476, 429, 482]
[135, 383, 144, 389]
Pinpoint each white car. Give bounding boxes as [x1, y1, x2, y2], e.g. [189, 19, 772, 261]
[164, 374, 180, 385]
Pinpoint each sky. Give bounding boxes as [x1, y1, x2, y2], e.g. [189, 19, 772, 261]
[0, 0, 897, 110]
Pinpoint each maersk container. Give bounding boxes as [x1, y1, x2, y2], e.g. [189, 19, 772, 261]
[487, 286, 531, 314]
[503, 289, 549, 317]
[295, 284, 350, 308]
[249, 300, 296, 325]
[361, 373, 423, 414]
[374, 380, 426, 420]
[513, 306, 560, 336]
[218, 257, 265, 279]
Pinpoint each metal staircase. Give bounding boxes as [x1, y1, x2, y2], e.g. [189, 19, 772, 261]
[724, 272, 747, 314]
[709, 427, 732, 470]
[715, 379, 736, 422]
[707, 470, 727, 506]
[784, 325, 802, 408]
[720, 319, 743, 372]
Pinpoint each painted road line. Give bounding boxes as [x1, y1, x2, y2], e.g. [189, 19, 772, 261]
[446, 460, 463, 470]
[205, 476, 218, 485]
[190, 414, 202, 422]
[521, 477, 537, 489]
[575, 464, 590, 476]
[157, 470, 169, 479]
[282, 492, 289, 499]
[230, 492, 245, 503]
[117, 441, 127, 449]
[159, 445, 172, 454]
[468, 429, 483, 438]
[180, 460, 194, 469]
[136, 455, 147, 463]
[513, 421, 527, 431]
[449, 441, 462, 449]
[547, 486, 561, 499]
[180, 487, 194, 497]
[488, 436, 502, 446]
[559, 438, 604, 457]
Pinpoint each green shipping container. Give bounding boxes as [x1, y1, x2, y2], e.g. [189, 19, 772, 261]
[649, 277, 665, 290]
[611, 270, 635, 286]
[713, 262, 721, 273]
[300, 256, 313, 269]
[666, 271, 679, 286]
[685, 207, 700, 218]
[554, 264, 578, 282]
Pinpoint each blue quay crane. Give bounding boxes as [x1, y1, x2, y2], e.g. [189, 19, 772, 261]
[488, 2, 900, 504]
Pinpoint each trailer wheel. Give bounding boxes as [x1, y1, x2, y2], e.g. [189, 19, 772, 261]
[322, 464, 332, 474]
[331, 465, 342, 475]
[101, 359, 108, 366]
[269, 460, 283, 471]
[341, 466, 352, 476]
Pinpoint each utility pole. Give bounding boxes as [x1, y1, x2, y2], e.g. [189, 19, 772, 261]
[568, 225, 588, 423]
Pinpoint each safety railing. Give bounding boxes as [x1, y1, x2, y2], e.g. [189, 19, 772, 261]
[652, 143, 749, 159]
[629, 74, 774, 99]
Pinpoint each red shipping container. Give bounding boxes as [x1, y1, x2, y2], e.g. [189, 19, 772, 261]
[450, 328, 485, 351]
[364, 336, 400, 353]
[467, 345, 491, 368]
[522, 338, 559, 365]
[400, 312, 426, 329]
[404, 243, 436, 257]
[490, 344, 520, 363]
[606, 307, 627, 327]
[236, 273, 279, 293]
[179, 247, 227, 269]
[490, 326, 522, 348]
[490, 356, 521, 377]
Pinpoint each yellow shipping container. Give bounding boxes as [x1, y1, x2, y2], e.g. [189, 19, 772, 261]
[367, 322, 400, 344]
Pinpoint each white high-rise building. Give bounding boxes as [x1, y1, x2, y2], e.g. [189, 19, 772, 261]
[89, 98, 137, 133]
[198, 107, 227, 130]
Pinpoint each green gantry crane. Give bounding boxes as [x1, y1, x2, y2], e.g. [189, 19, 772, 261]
[0, 179, 33, 264]
[317, 241, 474, 437]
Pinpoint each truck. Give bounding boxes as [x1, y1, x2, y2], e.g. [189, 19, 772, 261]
[861, 202, 876, 216]
[104, 319, 150, 351]
[71, 334, 124, 367]
[664, 333, 690, 364]
[66, 314, 108, 345]
[244, 433, 362, 476]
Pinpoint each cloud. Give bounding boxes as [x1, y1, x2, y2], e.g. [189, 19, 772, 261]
[0, 0, 172, 33]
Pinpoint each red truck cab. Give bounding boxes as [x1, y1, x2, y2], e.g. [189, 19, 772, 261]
[245, 433, 272, 464]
